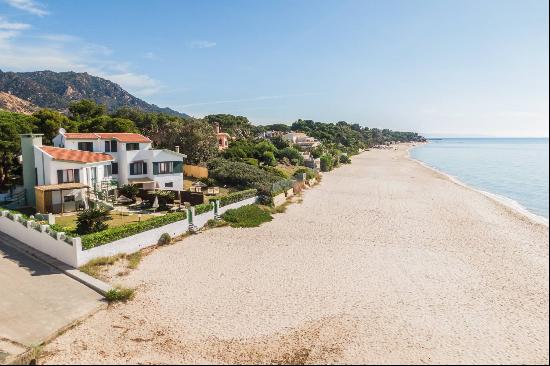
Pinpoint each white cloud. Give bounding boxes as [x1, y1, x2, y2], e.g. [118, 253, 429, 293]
[190, 40, 216, 49]
[4, 0, 49, 16]
[36, 33, 79, 42]
[106, 72, 162, 96]
[0, 16, 31, 30]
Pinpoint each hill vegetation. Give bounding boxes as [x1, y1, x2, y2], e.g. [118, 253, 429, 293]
[0, 70, 187, 117]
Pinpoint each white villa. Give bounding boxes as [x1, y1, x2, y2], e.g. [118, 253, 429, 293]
[282, 132, 321, 150]
[21, 131, 186, 214]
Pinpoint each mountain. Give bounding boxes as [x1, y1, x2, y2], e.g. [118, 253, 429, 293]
[0, 91, 40, 115]
[0, 70, 188, 117]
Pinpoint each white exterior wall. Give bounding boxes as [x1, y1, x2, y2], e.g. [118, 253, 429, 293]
[51, 133, 183, 191]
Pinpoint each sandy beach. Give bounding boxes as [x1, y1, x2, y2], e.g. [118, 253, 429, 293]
[40, 144, 549, 364]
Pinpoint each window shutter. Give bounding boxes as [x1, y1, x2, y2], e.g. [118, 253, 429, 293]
[173, 161, 183, 173]
[74, 169, 80, 183]
[143, 162, 148, 174]
[111, 141, 117, 152]
[130, 163, 134, 175]
[153, 162, 159, 175]
[105, 141, 110, 152]
[112, 162, 118, 175]
[57, 170, 63, 184]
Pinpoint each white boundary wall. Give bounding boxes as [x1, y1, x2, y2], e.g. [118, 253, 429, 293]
[0, 211, 79, 267]
[1, 195, 258, 268]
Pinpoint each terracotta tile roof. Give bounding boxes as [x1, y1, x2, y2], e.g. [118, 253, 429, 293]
[63, 133, 98, 139]
[40, 146, 114, 163]
[64, 132, 151, 143]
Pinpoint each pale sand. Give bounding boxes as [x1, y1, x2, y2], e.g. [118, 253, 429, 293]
[41, 144, 549, 364]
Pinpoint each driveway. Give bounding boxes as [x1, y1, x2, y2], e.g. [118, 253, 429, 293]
[0, 232, 103, 363]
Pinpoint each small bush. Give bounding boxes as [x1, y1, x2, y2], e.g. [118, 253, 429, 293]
[221, 204, 273, 228]
[339, 154, 351, 164]
[105, 287, 135, 303]
[210, 189, 257, 207]
[76, 208, 111, 234]
[126, 252, 142, 269]
[194, 202, 213, 215]
[294, 167, 315, 180]
[158, 232, 171, 246]
[79, 255, 124, 278]
[118, 184, 140, 201]
[243, 158, 259, 166]
[320, 155, 334, 172]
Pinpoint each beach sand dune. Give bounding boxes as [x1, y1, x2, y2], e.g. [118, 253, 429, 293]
[41, 144, 549, 365]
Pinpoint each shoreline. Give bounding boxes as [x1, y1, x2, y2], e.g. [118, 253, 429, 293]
[406, 143, 549, 227]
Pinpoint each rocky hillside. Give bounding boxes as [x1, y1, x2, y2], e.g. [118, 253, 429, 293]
[0, 70, 188, 117]
[0, 92, 40, 115]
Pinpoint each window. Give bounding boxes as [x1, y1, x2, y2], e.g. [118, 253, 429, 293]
[105, 140, 117, 152]
[159, 162, 173, 174]
[105, 164, 112, 177]
[111, 162, 118, 175]
[57, 169, 80, 184]
[129, 161, 147, 175]
[153, 161, 183, 175]
[126, 143, 139, 151]
[63, 194, 75, 202]
[164, 182, 173, 188]
[77, 141, 94, 152]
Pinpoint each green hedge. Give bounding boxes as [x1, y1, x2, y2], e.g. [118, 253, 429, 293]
[194, 202, 213, 215]
[209, 189, 258, 207]
[81, 211, 187, 249]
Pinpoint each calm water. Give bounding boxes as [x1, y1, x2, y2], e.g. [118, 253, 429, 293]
[410, 138, 549, 219]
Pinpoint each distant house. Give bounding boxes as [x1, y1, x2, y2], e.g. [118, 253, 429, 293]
[282, 132, 321, 151]
[214, 123, 230, 151]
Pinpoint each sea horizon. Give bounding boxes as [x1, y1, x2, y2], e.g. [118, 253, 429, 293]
[410, 137, 549, 220]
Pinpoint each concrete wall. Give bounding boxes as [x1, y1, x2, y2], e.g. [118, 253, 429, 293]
[1, 195, 259, 268]
[77, 217, 189, 266]
[0, 211, 79, 267]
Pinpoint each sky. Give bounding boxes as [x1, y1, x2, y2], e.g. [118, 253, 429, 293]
[0, 0, 548, 137]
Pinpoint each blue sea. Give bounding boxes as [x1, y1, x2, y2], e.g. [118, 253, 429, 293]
[410, 138, 549, 219]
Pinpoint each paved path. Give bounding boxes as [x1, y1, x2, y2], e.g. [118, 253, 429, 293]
[0, 232, 103, 362]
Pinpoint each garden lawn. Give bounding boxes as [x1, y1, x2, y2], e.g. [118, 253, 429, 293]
[55, 212, 155, 231]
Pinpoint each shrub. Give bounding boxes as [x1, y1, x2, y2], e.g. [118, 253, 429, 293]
[221, 205, 273, 228]
[105, 287, 135, 303]
[215, 189, 257, 207]
[198, 177, 216, 186]
[293, 167, 316, 180]
[81, 211, 186, 249]
[320, 155, 334, 172]
[339, 154, 351, 164]
[243, 158, 259, 166]
[76, 208, 111, 234]
[276, 147, 304, 166]
[118, 184, 139, 201]
[207, 158, 281, 194]
[147, 190, 175, 209]
[261, 151, 277, 166]
[194, 202, 213, 215]
[158, 232, 171, 246]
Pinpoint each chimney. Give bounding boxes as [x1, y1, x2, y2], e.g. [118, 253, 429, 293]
[19, 134, 43, 207]
[175, 146, 180, 153]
